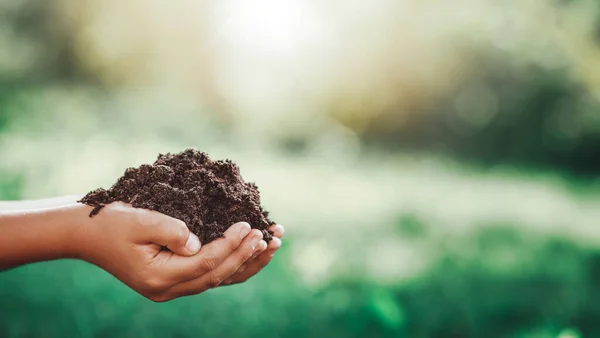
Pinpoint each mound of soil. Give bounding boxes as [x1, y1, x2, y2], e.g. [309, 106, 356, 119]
[79, 149, 275, 244]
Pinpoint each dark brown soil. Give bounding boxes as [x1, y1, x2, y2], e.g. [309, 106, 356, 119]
[79, 149, 275, 244]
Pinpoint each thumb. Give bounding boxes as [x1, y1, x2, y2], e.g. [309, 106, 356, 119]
[144, 213, 201, 256]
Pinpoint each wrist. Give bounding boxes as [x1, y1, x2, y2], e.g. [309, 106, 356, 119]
[31, 203, 92, 261]
[60, 203, 98, 261]
[0, 202, 94, 269]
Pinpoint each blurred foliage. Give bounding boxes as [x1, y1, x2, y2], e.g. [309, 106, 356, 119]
[1, 1, 600, 337]
[357, 61, 600, 177]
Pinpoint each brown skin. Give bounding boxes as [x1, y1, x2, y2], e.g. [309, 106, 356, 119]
[0, 197, 283, 302]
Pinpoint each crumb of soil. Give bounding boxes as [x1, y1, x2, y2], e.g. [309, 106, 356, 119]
[79, 149, 275, 244]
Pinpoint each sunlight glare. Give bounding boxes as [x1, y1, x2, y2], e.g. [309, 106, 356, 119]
[218, 0, 320, 55]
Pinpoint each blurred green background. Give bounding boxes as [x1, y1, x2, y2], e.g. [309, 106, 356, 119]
[2, 0, 600, 337]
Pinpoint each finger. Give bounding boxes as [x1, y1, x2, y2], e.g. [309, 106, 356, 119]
[264, 235, 282, 256]
[251, 240, 268, 260]
[224, 238, 281, 285]
[166, 229, 263, 297]
[138, 210, 200, 257]
[269, 224, 285, 238]
[234, 240, 267, 276]
[224, 236, 281, 285]
[160, 222, 252, 281]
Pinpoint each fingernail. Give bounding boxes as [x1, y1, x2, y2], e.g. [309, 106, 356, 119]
[239, 223, 251, 239]
[249, 232, 261, 249]
[253, 240, 267, 253]
[186, 233, 201, 253]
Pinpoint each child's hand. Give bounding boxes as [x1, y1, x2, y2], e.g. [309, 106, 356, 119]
[75, 202, 279, 302]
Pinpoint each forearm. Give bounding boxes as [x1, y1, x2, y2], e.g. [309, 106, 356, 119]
[0, 203, 89, 270]
[0, 195, 83, 212]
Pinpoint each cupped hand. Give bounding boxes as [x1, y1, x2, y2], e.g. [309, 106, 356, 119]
[221, 224, 284, 285]
[75, 202, 282, 302]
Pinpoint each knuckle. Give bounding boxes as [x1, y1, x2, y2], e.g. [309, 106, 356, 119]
[201, 255, 220, 271]
[239, 249, 254, 263]
[170, 220, 189, 241]
[236, 264, 249, 275]
[208, 272, 225, 288]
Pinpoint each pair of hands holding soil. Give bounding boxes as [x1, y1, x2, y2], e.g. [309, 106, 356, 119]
[85, 202, 283, 301]
[0, 150, 283, 301]
[0, 201, 283, 302]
